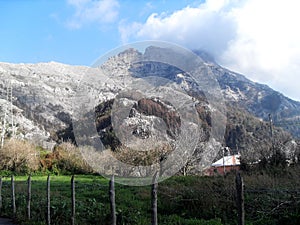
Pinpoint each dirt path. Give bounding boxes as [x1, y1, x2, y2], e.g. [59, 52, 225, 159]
[0, 217, 17, 225]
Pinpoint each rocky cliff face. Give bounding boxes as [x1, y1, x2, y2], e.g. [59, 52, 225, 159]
[0, 62, 97, 148]
[103, 47, 300, 138]
[0, 47, 299, 172]
[210, 64, 300, 138]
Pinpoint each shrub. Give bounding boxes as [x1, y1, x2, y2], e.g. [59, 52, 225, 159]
[50, 141, 93, 174]
[0, 139, 39, 173]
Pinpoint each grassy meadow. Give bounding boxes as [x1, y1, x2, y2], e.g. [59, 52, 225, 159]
[0, 168, 299, 225]
[0, 139, 299, 224]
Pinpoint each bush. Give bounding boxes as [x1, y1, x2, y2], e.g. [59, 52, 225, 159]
[0, 139, 93, 175]
[0, 139, 39, 173]
[50, 141, 93, 174]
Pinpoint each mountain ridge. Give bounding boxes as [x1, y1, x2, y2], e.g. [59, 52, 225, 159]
[0, 47, 299, 170]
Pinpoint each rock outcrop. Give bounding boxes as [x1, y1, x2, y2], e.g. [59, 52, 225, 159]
[0, 46, 299, 173]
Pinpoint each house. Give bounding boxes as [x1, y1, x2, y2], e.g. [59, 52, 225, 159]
[205, 153, 241, 176]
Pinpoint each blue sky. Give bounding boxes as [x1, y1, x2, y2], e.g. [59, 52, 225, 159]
[1, 0, 300, 101]
[0, 0, 200, 65]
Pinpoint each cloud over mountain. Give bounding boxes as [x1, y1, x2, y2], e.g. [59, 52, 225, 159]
[119, 0, 300, 100]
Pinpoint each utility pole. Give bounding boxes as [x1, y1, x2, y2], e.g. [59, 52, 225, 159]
[10, 84, 15, 137]
[0, 116, 2, 148]
[269, 113, 277, 166]
[0, 82, 15, 148]
[0, 85, 8, 148]
[268, 114, 273, 139]
[223, 147, 226, 175]
[269, 114, 274, 152]
[0, 87, 2, 148]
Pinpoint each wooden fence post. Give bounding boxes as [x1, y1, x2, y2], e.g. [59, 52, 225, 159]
[151, 171, 159, 225]
[27, 175, 31, 220]
[236, 172, 245, 225]
[11, 175, 16, 218]
[71, 175, 75, 225]
[109, 175, 116, 225]
[47, 174, 50, 225]
[0, 177, 2, 214]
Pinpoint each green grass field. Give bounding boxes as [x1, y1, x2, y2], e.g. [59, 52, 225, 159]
[0, 175, 225, 225]
[0, 169, 299, 225]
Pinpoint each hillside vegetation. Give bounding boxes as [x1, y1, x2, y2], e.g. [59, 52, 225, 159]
[0, 139, 92, 175]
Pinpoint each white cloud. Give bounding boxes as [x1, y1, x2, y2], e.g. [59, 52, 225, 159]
[67, 0, 120, 29]
[120, 0, 300, 100]
[221, 0, 300, 100]
[119, 20, 142, 44]
[121, 0, 237, 56]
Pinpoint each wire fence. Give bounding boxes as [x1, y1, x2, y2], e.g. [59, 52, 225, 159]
[0, 175, 159, 225]
[0, 174, 299, 225]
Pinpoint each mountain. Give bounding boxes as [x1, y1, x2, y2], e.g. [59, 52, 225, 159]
[0, 46, 299, 175]
[100, 46, 300, 137]
[209, 63, 300, 138]
[96, 47, 299, 169]
[0, 62, 90, 149]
